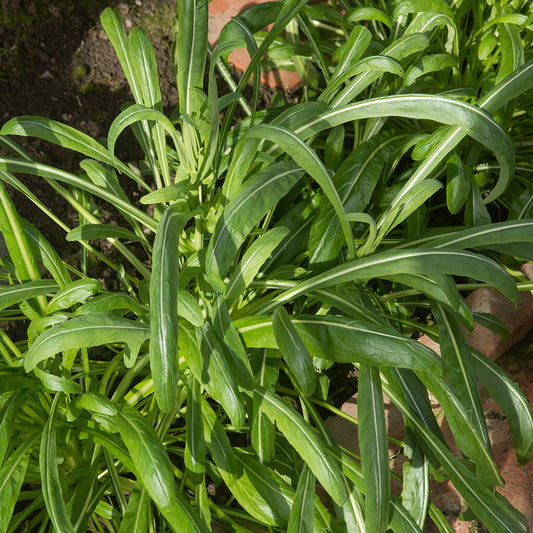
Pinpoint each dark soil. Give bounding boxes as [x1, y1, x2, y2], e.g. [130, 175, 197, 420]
[0, 0, 177, 259]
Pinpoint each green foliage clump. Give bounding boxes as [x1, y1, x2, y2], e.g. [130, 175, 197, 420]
[0, 0, 532, 531]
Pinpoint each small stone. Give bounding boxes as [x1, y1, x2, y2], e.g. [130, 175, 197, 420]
[61, 113, 72, 122]
[40, 70, 54, 80]
[124, 18, 133, 30]
[135, 0, 142, 6]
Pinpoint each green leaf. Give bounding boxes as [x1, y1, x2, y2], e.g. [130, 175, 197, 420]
[66, 224, 140, 243]
[424, 219, 533, 252]
[40, 395, 76, 533]
[384, 384, 528, 533]
[328, 25, 371, 92]
[332, 33, 430, 107]
[178, 289, 204, 327]
[201, 398, 241, 481]
[229, 450, 296, 527]
[75, 292, 147, 319]
[33, 367, 82, 394]
[432, 305, 490, 448]
[401, 442, 429, 528]
[496, 22, 524, 84]
[176, 0, 208, 115]
[206, 161, 303, 291]
[287, 464, 315, 533]
[24, 313, 150, 372]
[473, 349, 533, 465]
[225, 227, 289, 307]
[118, 484, 150, 533]
[0, 181, 46, 315]
[114, 404, 209, 532]
[251, 349, 279, 464]
[20, 219, 72, 288]
[267, 249, 518, 311]
[0, 450, 30, 532]
[0, 280, 58, 313]
[0, 116, 136, 181]
[346, 6, 392, 28]
[129, 27, 170, 186]
[75, 392, 119, 417]
[0, 157, 157, 231]
[101, 7, 143, 104]
[245, 124, 355, 259]
[107, 104, 185, 170]
[140, 183, 188, 204]
[0, 391, 25, 465]
[150, 204, 190, 413]
[255, 387, 347, 506]
[47, 279, 101, 314]
[446, 153, 471, 215]
[294, 95, 514, 206]
[309, 134, 400, 264]
[272, 307, 316, 396]
[194, 323, 245, 429]
[237, 314, 443, 374]
[420, 371, 502, 487]
[358, 365, 390, 533]
[405, 53, 457, 85]
[185, 377, 205, 482]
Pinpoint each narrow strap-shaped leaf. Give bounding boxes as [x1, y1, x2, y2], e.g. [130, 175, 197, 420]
[400, 439, 430, 528]
[332, 33, 430, 107]
[310, 133, 400, 264]
[117, 483, 150, 533]
[472, 348, 533, 465]
[420, 371, 502, 487]
[432, 305, 490, 450]
[384, 382, 528, 532]
[40, 394, 76, 533]
[212, 296, 254, 389]
[129, 27, 170, 187]
[358, 365, 390, 533]
[206, 161, 303, 291]
[255, 387, 347, 506]
[272, 307, 316, 396]
[24, 313, 150, 371]
[201, 398, 241, 481]
[0, 157, 157, 231]
[177, 0, 208, 115]
[150, 204, 190, 413]
[0, 449, 30, 532]
[194, 323, 245, 428]
[264, 249, 517, 313]
[114, 405, 209, 532]
[101, 7, 143, 102]
[0, 181, 46, 315]
[388, 60, 533, 212]
[47, 279, 101, 314]
[384, 273, 473, 328]
[225, 227, 289, 307]
[0, 280, 58, 313]
[0, 390, 25, 465]
[185, 376, 206, 483]
[237, 314, 443, 374]
[245, 124, 355, 259]
[66, 224, 140, 243]
[295, 95, 514, 206]
[327, 25, 371, 87]
[251, 348, 279, 463]
[0, 116, 138, 182]
[287, 463, 315, 533]
[108, 104, 187, 172]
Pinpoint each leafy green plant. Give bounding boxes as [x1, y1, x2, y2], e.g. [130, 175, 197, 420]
[0, 0, 532, 531]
